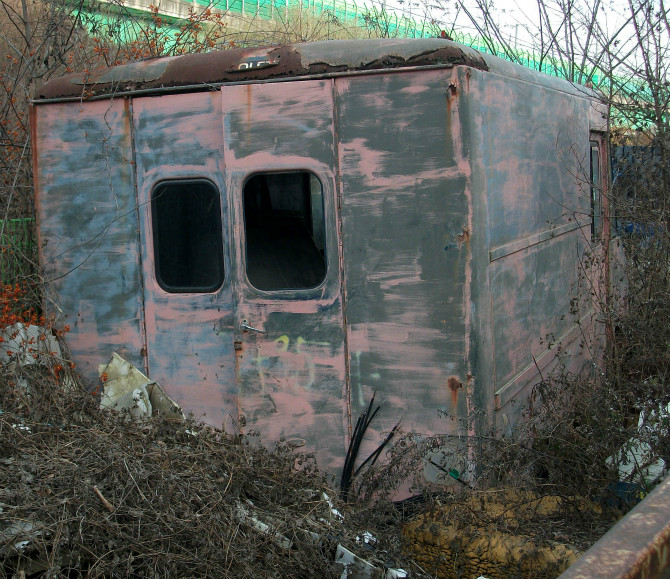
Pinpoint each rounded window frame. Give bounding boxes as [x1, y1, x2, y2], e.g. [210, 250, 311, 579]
[151, 178, 225, 294]
[241, 170, 328, 293]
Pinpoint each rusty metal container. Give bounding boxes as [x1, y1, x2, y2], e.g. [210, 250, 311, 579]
[30, 39, 609, 474]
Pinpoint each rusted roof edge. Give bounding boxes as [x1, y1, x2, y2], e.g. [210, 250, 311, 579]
[32, 63, 457, 104]
[34, 39, 488, 101]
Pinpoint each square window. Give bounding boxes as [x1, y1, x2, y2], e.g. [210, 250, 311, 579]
[243, 172, 326, 291]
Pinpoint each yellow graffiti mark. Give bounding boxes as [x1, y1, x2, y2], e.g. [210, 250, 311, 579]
[274, 335, 290, 352]
[252, 335, 332, 392]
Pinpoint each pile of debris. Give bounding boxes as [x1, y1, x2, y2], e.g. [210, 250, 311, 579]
[403, 489, 620, 579]
[0, 352, 410, 578]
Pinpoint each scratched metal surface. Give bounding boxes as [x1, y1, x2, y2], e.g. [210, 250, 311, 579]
[32, 99, 146, 379]
[467, 65, 598, 422]
[222, 80, 347, 469]
[131, 91, 239, 431]
[32, 39, 608, 477]
[335, 68, 472, 450]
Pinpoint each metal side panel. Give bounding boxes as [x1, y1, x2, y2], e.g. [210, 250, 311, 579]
[476, 67, 597, 411]
[33, 99, 145, 382]
[131, 91, 238, 431]
[222, 80, 347, 472]
[335, 68, 473, 460]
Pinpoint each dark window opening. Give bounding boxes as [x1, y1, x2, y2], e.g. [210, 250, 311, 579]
[244, 172, 326, 291]
[152, 180, 224, 292]
[590, 141, 603, 241]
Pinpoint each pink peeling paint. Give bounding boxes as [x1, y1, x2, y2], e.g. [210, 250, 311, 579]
[400, 84, 431, 95]
[219, 79, 348, 472]
[32, 40, 608, 482]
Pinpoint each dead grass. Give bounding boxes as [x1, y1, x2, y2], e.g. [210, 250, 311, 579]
[0, 363, 417, 578]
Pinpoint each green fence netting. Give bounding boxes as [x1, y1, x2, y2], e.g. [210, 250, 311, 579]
[78, 0, 609, 84]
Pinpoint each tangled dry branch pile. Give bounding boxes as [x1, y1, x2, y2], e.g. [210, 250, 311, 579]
[0, 362, 412, 578]
[0, 352, 629, 579]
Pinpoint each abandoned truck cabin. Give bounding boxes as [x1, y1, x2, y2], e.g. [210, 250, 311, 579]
[31, 38, 609, 476]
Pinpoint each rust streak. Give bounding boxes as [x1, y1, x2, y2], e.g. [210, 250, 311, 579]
[456, 227, 471, 247]
[447, 376, 463, 407]
[35, 40, 489, 101]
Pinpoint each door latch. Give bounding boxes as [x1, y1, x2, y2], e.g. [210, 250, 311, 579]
[240, 319, 264, 333]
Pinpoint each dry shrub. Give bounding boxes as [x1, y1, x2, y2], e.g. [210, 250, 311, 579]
[0, 362, 420, 578]
[221, 3, 372, 47]
[395, 130, 670, 578]
[480, 370, 632, 499]
[465, 132, 670, 508]
[610, 143, 670, 386]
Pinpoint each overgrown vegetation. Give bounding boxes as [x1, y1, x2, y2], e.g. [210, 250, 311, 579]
[0, 358, 420, 577]
[339, 1, 670, 575]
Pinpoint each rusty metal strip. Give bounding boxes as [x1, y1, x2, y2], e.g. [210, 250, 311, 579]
[489, 217, 591, 262]
[559, 476, 670, 579]
[331, 76, 353, 442]
[32, 64, 457, 104]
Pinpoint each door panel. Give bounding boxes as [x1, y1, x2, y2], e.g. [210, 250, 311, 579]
[133, 92, 238, 431]
[222, 81, 347, 471]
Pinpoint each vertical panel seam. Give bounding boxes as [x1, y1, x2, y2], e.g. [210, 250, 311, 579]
[332, 77, 353, 443]
[128, 98, 150, 377]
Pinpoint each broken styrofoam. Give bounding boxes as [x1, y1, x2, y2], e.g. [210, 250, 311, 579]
[335, 544, 407, 579]
[98, 353, 151, 408]
[98, 353, 184, 421]
[234, 496, 406, 578]
[235, 501, 293, 550]
[0, 323, 77, 391]
[321, 491, 344, 522]
[607, 404, 670, 484]
[0, 323, 62, 367]
[336, 544, 378, 578]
